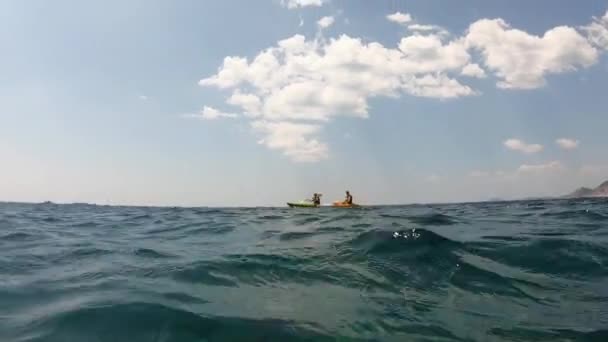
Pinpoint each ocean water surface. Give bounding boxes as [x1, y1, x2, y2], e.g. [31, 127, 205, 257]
[1, 199, 607, 341]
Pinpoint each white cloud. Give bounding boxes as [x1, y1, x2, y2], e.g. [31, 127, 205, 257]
[200, 33, 474, 160]
[251, 121, 328, 162]
[138, 95, 148, 100]
[227, 90, 262, 117]
[582, 11, 608, 50]
[387, 12, 412, 25]
[461, 63, 487, 78]
[402, 73, 476, 98]
[185, 106, 237, 120]
[281, 0, 325, 9]
[199, 56, 249, 89]
[199, 9, 608, 162]
[317, 16, 335, 29]
[555, 138, 580, 150]
[466, 18, 599, 89]
[398, 35, 471, 74]
[408, 24, 449, 37]
[518, 161, 562, 173]
[408, 24, 437, 32]
[504, 138, 543, 154]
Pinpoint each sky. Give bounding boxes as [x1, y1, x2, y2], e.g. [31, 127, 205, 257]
[1, 0, 608, 206]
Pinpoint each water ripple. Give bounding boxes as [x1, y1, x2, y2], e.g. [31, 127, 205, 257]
[1, 199, 607, 341]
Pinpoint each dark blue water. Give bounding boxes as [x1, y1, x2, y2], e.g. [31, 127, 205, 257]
[1, 199, 608, 341]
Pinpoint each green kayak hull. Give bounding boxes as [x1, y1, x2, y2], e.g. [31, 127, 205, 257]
[287, 202, 319, 208]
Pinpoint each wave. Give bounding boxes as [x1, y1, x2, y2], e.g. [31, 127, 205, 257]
[489, 327, 608, 341]
[2, 200, 608, 341]
[279, 231, 317, 241]
[540, 208, 608, 221]
[468, 238, 608, 280]
[8, 302, 349, 342]
[348, 228, 461, 256]
[0, 232, 37, 241]
[187, 224, 236, 235]
[315, 226, 346, 233]
[133, 248, 175, 259]
[407, 213, 458, 226]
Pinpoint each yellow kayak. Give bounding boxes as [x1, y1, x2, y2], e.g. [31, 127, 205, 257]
[332, 201, 359, 208]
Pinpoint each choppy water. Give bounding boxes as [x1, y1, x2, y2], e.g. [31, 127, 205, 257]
[1, 199, 608, 341]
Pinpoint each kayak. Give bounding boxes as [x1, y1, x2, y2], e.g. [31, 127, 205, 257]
[332, 201, 359, 208]
[287, 201, 319, 208]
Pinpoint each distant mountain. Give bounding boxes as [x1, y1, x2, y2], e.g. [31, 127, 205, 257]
[567, 187, 594, 198]
[565, 180, 608, 198]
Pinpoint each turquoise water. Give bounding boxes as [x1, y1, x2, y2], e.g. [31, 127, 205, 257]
[1, 199, 607, 341]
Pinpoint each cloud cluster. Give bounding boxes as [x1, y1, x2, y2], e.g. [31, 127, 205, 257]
[504, 138, 543, 154]
[460, 63, 486, 78]
[198, 9, 607, 162]
[555, 138, 580, 150]
[466, 19, 598, 89]
[200, 33, 475, 161]
[251, 121, 328, 162]
[281, 0, 325, 9]
[387, 12, 412, 25]
[317, 16, 335, 29]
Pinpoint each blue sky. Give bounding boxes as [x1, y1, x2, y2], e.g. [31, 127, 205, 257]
[1, 0, 607, 206]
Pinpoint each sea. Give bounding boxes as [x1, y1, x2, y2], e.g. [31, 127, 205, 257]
[1, 199, 607, 342]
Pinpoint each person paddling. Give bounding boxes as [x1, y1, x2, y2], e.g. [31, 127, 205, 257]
[344, 191, 353, 205]
[314, 193, 322, 206]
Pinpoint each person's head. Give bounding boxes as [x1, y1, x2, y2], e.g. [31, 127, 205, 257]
[346, 190, 350, 195]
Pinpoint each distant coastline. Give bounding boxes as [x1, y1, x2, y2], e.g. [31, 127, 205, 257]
[563, 180, 608, 198]
[2, 180, 607, 208]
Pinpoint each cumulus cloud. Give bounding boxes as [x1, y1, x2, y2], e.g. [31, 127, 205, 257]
[227, 90, 262, 117]
[251, 121, 328, 162]
[555, 138, 580, 150]
[281, 0, 325, 9]
[518, 161, 562, 173]
[461, 63, 487, 78]
[387, 12, 412, 25]
[199, 8, 608, 162]
[466, 18, 598, 89]
[504, 138, 543, 154]
[317, 16, 335, 29]
[185, 106, 237, 120]
[200, 33, 474, 160]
